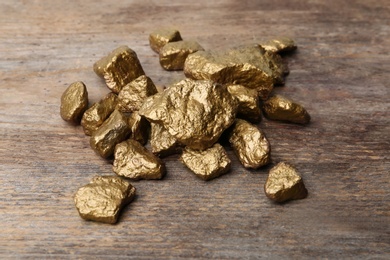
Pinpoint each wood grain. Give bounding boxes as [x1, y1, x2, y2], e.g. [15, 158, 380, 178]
[1, 0, 389, 258]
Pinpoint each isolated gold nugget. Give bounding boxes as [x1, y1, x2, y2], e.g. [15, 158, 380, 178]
[117, 75, 158, 113]
[260, 37, 297, 54]
[229, 119, 270, 169]
[93, 45, 145, 93]
[149, 28, 182, 53]
[159, 40, 204, 70]
[60, 81, 88, 124]
[74, 176, 136, 224]
[139, 79, 238, 150]
[81, 93, 118, 135]
[181, 143, 231, 181]
[262, 95, 311, 124]
[128, 112, 149, 145]
[150, 123, 181, 157]
[227, 84, 262, 123]
[90, 110, 130, 158]
[264, 162, 308, 203]
[113, 139, 166, 180]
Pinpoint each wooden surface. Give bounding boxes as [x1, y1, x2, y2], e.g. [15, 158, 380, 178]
[1, 0, 389, 258]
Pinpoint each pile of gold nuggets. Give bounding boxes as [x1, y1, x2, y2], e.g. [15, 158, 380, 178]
[60, 29, 310, 224]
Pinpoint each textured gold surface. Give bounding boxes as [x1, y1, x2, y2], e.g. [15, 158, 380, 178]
[180, 143, 231, 181]
[93, 45, 145, 93]
[60, 81, 88, 124]
[149, 28, 182, 53]
[227, 84, 262, 123]
[128, 112, 149, 145]
[113, 139, 166, 180]
[260, 37, 297, 54]
[150, 123, 181, 157]
[81, 93, 118, 135]
[90, 110, 130, 158]
[264, 162, 308, 203]
[74, 176, 136, 224]
[159, 40, 204, 70]
[229, 119, 270, 169]
[184, 45, 285, 100]
[117, 75, 158, 113]
[139, 79, 238, 150]
[262, 95, 311, 124]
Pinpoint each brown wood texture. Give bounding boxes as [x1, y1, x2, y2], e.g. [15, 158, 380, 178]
[1, 0, 389, 258]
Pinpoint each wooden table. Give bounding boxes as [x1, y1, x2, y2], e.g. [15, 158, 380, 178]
[1, 0, 389, 258]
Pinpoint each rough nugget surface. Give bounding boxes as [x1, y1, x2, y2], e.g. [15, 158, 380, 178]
[260, 37, 297, 54]
[150, 123, 181, 157]
[60, 81, 88, 124]
[181, 143, 231, 181]
[127, 112, 149, 145]
[139, 79, 238, 150]
[159, 40, 204, 70]
[264, 162, 308, 203]
[227, 84, 262, 123]
[113, 139, 166, 180]
[149, 28, 182, 53]
[74, 176, 136, 224]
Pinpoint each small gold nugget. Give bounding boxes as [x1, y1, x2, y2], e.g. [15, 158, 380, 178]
[264, 162, 308, 203]
[139, 79, 238, 150]
[60, 81, 88, 124]
[150, 123, 181, 157]
[81, 93, 118, 136]
[74, 176, 136, 224]
[90, 110, 130, 158]
[159, 40, 204, 70]
[227, 84, 262, 123]
[180, 143, 231, 181]
[149, 28, 182, 53]
[113, 139, 166, 180]
[260, 37, 297, 54]
[128, 112, 149, 145]
[117, 75, 158, 113]
[229, 119, 271, 169]
[93, 45, 145, 93]
[262, 95, 311, 124]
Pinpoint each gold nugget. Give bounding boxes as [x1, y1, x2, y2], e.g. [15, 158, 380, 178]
[150, 123, 181, 157]
[227, 84, 262, 123]
[60, 81, 88, 124]
[159, 40, 204, 70]
[117, 75, 158, 113]
[93, 45, 145, 93]
[81, 93, 118, 135]
[74, 176, 136, 224]
[260, 37, 297, 54]
[149, 28, 183, 53]
[180, 143, 231, 181]
[90, 110, 130, 158]
[128, 112, 149, 145]
[113, 139, 166, 180]
[139, 79, 238, 150]
[229, 119, 271, 169]
[262, 95, 311, 124]
[264, 162, 308, 203]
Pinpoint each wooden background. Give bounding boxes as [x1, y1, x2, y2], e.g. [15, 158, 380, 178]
[1, 0, 389, 258]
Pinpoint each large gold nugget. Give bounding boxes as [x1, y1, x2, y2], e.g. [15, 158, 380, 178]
[60, 81, 88, 124]
[262, 95, 311, 124]
[260, 37, 297, 54]
[128, 112, 149, 145]
[149, 28, 182, 53]
[229, 119, 271, 169]
[81, 93, 118, 135]
[93, 45, 145, 93]
[90, 110, 130, 158]
[117, 75, 158, 113]
[74, 176, 136, 224]
[264, 162, 308, 203]
[113, 139, 166, 180]
[159, 41, 204, 70]
[150, 123, 181, 157]
[139, 79, 238, 150]
[180, 143, 231, 181]
[227, 84, 262, 123]
[184, 45, 284, 99]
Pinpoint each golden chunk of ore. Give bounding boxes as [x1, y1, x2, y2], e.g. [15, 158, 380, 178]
[229, 119, 271, 169]
[227, 84, 262, 123]
[90, 110, 130, 158]
[127, 112, 149, 145]
[260, 37, 297, 54]
[74, 176, 136, 224]
[264, 162, 308, 203]
[60, 81, 88, 124]
[139, 78, 238, 150]
[93, 45, 145, 93]
[117, 75, 158, 113]
[262, 95, 311, 124]
[81, 92, 118, 136]
[150, 123, 181, 157]
[181, 143, 231, 181]
[149, 28, 182, 53]
[159, 40, 204, 70]
[113, 139, 166, 180]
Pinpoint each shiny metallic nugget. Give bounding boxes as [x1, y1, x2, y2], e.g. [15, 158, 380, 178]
[60, 81, 88, 124]
[149, 28, 182, 53]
